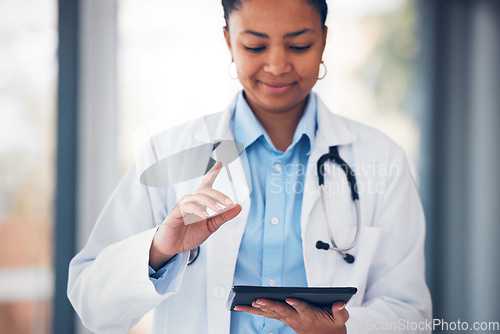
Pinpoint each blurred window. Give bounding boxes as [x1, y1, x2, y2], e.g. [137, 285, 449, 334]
[117, 0, 418, 333]
[0, 0, 57, 333]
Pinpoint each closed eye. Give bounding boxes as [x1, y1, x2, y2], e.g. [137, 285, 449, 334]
[290, 45, 311, 52]
[244, 46, 266, 53]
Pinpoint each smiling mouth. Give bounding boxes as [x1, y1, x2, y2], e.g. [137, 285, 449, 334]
[260, 81, 296, 94]
[262, 81, 295, 87]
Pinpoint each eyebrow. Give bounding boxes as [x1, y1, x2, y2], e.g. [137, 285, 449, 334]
[241, 28, 312, 39]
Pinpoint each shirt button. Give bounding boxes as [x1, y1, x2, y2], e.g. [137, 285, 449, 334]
[213, 286, 226, 299]
[270, 217, 279, 225]
[268, 279, 277, 287]
[273, 163, 282, 173]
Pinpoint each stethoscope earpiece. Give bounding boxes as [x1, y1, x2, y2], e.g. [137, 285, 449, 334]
[343, 253, 355, 264]
[315, 240, 330, 250]
[316, 240, 356, 264]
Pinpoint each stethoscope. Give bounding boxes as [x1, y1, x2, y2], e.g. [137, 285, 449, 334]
[188, 145, 360, 266]
[315, 145, 360, 264]
[188, 246, 200, 265]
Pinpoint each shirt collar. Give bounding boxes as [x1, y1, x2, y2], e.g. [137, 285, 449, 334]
[233, 91, 265, 149]
[233, 91, 317, 154]
[293, 92, 317, 155]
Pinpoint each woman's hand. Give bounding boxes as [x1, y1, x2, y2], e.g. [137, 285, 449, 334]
[235, 299, 349, 334]
[149, 161, 242, 270]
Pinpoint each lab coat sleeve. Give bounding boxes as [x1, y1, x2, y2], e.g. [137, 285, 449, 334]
[345, 146, 432, 333]
[67, 165, 189, 333]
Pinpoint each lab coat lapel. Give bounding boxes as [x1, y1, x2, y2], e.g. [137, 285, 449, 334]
[195, 99, 251, 334]
[300, 97, 357, 235]
[301, 97, 356, 286]
[206, 200, 249, 334]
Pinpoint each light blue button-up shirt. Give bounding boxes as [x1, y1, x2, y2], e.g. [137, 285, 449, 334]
[231, 91, 317, 334]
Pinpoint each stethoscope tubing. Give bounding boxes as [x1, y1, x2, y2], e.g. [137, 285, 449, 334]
[317, 146, 360, 263]
[320, 185, 361, 252]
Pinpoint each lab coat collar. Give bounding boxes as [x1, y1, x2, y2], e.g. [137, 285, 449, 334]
[314, 96, 357, 148]
[193, 95, 237, 143]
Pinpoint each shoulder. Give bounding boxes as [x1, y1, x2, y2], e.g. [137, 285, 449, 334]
[148, 110, 227, 147]
[346, 115, 403, 155]
[154, 95, 237, 143]
[318, 102, 406, 163]
[317, 100, 419, 213]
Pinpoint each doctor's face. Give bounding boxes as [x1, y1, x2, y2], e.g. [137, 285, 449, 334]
[224, 0, 327, 116]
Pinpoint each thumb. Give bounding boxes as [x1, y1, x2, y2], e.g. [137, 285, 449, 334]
[331, 302, 349, 325]
[206, 204, 242, 233]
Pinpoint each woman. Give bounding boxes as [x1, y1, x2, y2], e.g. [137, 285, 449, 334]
[68, 0, 432, 333]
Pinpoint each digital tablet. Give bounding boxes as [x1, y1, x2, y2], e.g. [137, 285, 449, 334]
[226, 286, 357, 311]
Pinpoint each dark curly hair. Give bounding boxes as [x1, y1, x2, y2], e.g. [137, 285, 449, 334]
[221, 0, 328, 30]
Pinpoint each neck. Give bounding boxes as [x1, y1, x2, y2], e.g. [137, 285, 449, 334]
[244, 94, 308, 152]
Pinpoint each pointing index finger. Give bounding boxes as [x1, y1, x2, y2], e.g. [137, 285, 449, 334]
[198, 161, 222, 190]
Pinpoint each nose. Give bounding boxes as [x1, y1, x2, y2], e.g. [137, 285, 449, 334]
[263, 48, 292, 76]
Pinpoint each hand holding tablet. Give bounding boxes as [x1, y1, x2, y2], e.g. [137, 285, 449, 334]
[227, 286, 357, 311]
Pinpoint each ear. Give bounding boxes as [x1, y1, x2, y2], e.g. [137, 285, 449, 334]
[223, 26, 234, 61]
[321, 26, 328, 53]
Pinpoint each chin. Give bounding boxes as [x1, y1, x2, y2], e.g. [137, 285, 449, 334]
[255, 93, 301, 110]
[260, 99, 302, 114]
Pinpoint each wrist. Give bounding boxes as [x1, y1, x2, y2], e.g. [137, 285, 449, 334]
[149, 234, 176, 270]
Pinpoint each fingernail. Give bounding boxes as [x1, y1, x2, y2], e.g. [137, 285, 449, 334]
[337, 303, 345, 311]
[225, 198, 233, 205]
[256, 301, 265, 306]
[204, 211, 210, 217]
[215, 203, 223, 210]
[252, 301, 261, 308]
[234, 306, 240, 311]
[285, 300, 294, 306]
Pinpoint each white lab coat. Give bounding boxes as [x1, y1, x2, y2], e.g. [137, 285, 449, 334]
[68, 93, 432, 334]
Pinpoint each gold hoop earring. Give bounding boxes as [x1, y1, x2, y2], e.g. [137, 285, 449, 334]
[228, 61, 238, 80]
[318, 61, 327, 80]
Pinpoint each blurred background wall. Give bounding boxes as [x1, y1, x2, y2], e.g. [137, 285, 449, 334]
[0, 0, 56, 332]
[0, 0, 498, 333]
[418, 0, 500, 326]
